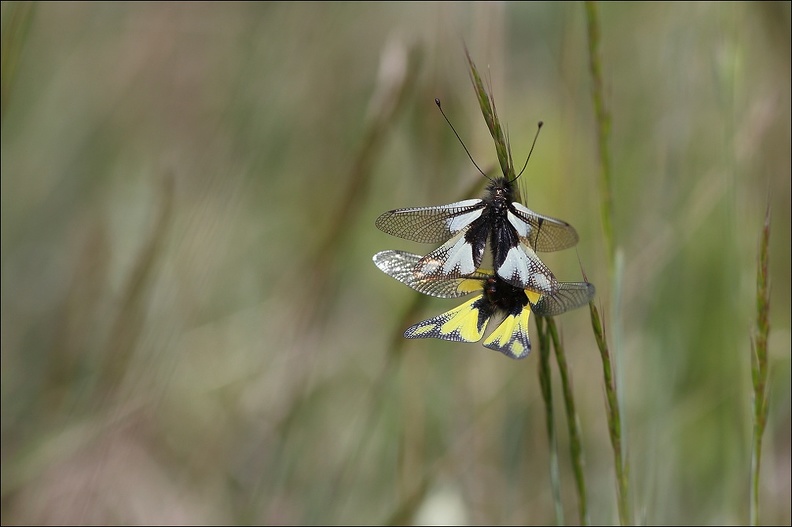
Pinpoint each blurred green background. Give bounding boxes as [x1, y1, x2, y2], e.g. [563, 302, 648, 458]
[1, 2, 790, 525]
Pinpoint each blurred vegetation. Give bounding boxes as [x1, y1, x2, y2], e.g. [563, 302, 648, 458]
[1, 2, 790, 525]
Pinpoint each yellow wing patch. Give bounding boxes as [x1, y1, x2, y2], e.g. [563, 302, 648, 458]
[404, 296, 487, 343]
[483, 308, 533, 359]
[456, 274, 492, 295]
[526, 290, 542, 304]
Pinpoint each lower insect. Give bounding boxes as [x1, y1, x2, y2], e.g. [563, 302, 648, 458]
[373, 250, 595, 359]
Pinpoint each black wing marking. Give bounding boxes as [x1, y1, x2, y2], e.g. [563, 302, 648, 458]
[375, 199, 485, 243]
[530, 282, 595, 316]
[373, 250, 488, 298]
[510, 202, 579, 252]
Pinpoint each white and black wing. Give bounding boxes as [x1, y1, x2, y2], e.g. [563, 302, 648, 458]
[373, 250, 488, 298]
[509, 202, 579, 252]
[529, 281, 595, 316]
[375, 199, 485, 243]
[495, 242, 559, 295]
[411, 225, 488, 282]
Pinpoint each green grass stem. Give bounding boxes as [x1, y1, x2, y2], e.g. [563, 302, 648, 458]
[589, 301, 631, 525]
[547, 317, 589, 525]
[536, 316, 564, 525]
[584, 1, 615, 271]
[749, 204, 771, 526]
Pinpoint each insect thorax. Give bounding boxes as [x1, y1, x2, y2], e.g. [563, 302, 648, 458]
[482, 276, 528, 315]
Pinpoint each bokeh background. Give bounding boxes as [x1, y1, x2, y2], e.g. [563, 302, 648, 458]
[2, 2, 790, 525]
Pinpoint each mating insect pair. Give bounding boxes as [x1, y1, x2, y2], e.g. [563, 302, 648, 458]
[374, 169, 594, 359]
[373, 95, 593, 358]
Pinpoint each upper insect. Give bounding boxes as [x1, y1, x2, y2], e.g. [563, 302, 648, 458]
[374, 175, 578, 295]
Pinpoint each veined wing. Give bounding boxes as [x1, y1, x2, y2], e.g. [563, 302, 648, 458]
[373, 250, 488, 298]
[404, 296, 491, 343]
[496, 242, 559, 294]
[509, 202, 579, 252]
[375, 199, 484, 243]
[530, 282, 595, 316]
[411, 226, 486, 282]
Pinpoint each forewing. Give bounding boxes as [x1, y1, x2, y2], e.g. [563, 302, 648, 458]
[375, 199, 485, 243]
[404, 296, 489, 343]
[373, 250, 488, 298]
[530, 282, 596, 317]
[510, 202, 579, 252]
[483, 308, 532, 359]
[496, 242, 559, 294]
[412, 227, 485, 281]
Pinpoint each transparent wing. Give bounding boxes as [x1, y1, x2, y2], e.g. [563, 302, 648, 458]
[510, 202, 579, 252]
[482, 308, 533, 359]
[375, 199, 485, 243]
[530, 281, 596, 317]
[404, 296, 489, 343]
[373, 250, 488, 298]
[496, 242, 559, 294]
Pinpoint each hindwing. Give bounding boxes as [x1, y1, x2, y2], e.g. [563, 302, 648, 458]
[404, 296, 491, 343]
[483, 309, 532, 359]
[373, 250, 486, 298]
[529, 281, 596, 316]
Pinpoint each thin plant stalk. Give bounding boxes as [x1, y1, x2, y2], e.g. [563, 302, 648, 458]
[547, 317, 589, 525]
[590, 301, 630, 525]
[750, 204, 771, 526]
[584, 0, 615, 270]
[536, 316, 564, 525]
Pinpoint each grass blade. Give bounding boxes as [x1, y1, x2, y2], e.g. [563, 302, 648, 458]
[536, 316, 564, 525]
[749, 203, 771, 526]
[589, 301, 631, 525]
[547, 317, 589, 525]
[584, 1, 615, 270]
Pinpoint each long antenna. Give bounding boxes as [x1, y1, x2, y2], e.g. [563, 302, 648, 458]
[514, 121, 544, 181]
[435, 98, 491, 181]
